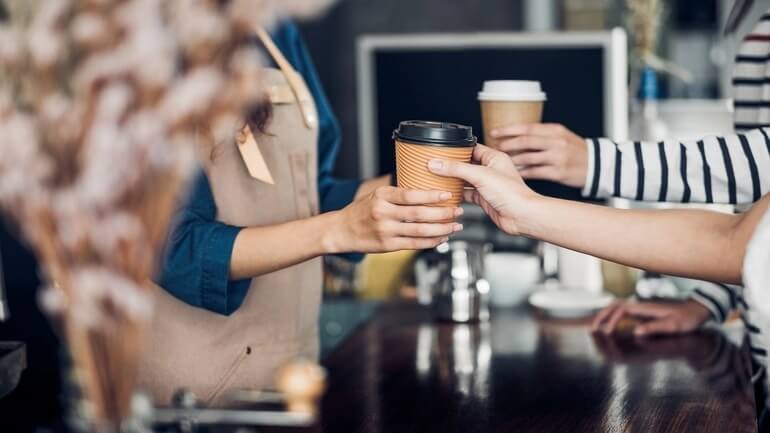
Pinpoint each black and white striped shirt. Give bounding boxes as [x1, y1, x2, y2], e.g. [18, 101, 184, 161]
[583, 10, 770, 367]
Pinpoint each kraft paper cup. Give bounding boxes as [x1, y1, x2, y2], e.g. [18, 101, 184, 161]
[395, 141, 472, 208]
[478, 81, 546, 149]
[393, 121, 477, 208]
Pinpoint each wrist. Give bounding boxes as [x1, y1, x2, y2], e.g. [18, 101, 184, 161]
[515, 193, 551, 238]
[319, 210, 348, 255]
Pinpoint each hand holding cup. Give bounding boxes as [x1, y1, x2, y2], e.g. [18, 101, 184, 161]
[427, 145, 538, 236]
[330, 186, 464, 253]
[490, 123, 589, 189]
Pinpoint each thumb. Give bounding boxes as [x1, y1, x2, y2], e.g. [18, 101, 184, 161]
[428, 158, 486, 186]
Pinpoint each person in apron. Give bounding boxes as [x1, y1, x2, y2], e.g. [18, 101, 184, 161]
[139, 22, 461, 405]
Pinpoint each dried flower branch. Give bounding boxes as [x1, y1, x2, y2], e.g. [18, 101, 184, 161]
[626, 0, 663, 60]
[0, 0, 332, 429]
[626, 0, 693, 83]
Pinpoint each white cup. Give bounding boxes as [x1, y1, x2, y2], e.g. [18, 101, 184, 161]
[485, 253, 541, 308]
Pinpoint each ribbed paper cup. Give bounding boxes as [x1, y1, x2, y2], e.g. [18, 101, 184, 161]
[478, 81, 546, 149]
[393, 121, 477, 208]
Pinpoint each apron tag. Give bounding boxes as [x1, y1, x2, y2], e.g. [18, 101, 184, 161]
[237, 125, 275, 185]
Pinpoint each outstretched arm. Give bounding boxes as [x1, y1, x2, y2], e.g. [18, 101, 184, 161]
[520, 195, 766, 284]
[161, 172, 460, 315]
[428, 145, 770, 285]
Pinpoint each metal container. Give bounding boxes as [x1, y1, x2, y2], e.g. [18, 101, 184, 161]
[416, 241, 490, 323]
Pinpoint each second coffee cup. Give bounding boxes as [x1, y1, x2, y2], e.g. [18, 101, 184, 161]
[478, 81, 547, 149]
[393, 120, 477, 208]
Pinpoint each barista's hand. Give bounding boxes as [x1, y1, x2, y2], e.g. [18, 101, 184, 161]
[491, 123, 588, 188]
[427, 145, 538, 236]
[330, 186, 463, 253]
[591, 299, 713, 337]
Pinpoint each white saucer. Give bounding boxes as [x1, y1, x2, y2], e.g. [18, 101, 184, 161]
[528, 289, 615, 319]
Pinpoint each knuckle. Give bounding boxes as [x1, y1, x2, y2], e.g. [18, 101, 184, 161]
[374, 221, 389, 237]
[373, 187, 388, 199]
[370, 203, 387, 220]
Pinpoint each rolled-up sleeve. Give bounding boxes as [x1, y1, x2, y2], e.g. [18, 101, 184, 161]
[157, 171, 250, 315]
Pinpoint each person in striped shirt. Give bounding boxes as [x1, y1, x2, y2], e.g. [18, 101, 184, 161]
[485, 3, 770, 425]
[485, 6, 770, 346]
[426, 143, 770, 430]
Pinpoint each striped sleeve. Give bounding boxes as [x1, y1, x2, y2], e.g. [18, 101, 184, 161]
[688, 282, 743, 324]
[582, 128, 770, 204]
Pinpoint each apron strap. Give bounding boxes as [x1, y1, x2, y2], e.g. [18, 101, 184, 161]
[255, 27, 318, 130]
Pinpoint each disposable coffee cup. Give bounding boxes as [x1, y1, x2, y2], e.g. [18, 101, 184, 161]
[478, 81, 546, 149]
[393, 120, 477, 208]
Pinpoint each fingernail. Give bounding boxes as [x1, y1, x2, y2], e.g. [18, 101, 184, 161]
[439, 192, 452, 200]
[454, 223, 464, 232]
[428, 159, 444, 172]
[455, 207, 464, 216]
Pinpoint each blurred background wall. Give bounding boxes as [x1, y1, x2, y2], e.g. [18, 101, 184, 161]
[299, 0, 526, 179]
[298, 0, 744, 179]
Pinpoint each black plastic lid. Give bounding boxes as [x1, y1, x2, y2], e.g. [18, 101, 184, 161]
[393, 120, 477, 147]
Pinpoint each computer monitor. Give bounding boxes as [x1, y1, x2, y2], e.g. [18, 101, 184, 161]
[356, 30, 628, 200]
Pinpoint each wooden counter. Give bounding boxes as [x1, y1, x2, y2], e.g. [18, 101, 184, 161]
[296, 303, 757, 433]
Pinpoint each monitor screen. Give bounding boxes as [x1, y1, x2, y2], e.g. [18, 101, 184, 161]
[360, 33, 627, 200]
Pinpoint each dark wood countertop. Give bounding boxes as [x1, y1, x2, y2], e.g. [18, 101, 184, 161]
[298, 302, 758, 433]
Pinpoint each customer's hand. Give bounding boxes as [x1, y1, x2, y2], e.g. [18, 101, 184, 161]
[490, 123, 588, 188]
[427, 145, 538, 236]
[331, 186, 463, 253]
[591, 299, 713, 337]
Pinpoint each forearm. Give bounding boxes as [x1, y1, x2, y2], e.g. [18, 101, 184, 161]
[231, 185, 459, 280]
[519, 197, 753, 284]
[230, 211, 340, 280]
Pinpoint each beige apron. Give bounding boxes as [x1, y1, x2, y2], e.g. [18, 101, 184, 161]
[138, 35, 323, 406]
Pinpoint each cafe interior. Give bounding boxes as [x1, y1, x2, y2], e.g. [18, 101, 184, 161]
[0, 0, 768, 432]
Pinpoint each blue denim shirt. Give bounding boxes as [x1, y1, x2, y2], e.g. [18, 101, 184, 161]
[157, 21, 362, 315]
